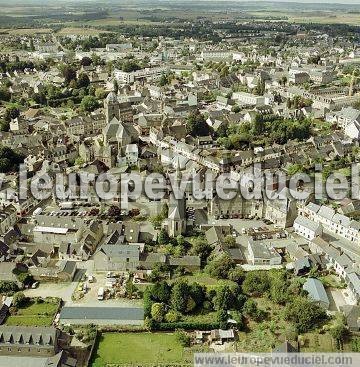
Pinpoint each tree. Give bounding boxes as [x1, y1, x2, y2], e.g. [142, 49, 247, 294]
[213, 285, 235, 311]
[176, 235, 185, 247]
[151, 302, 166, 322]
[61, 65, 77, 84]
[4, 105, 20, 122]
[77, 72, 90, 88]
[122, 60, 141, 73]
[158, 228, 169, 245]
[0, 146, 24, 173]
[125, 279, 138, 298]
[143, 287, 154, 318]
[15, 270, 33, 286]
[80, 57, 93, 66]
[113, 79, 119, 94]
[151, 281, 171, 303]
[206, 254, 235, 279]
[284, 296, 327, 333]
[0, 87, 11, 102]
[330, 313, 348, 349]
[228, 267, 245, 285]
[243, 299, 265, 321]
[190, 282, 205, 308]
[231, 105, 241, 113]
[95, 87, 106, 99]
[159, 73, 170, 86]
[216, 309, 228, 329]
[12, 292, 27, 307]
[252, 114, 265, 135]
[268, 270, 291, 305]
[0, 281, 18, 295]
[107, 205, 121, 218]
[170, 281, 190, 313]
[80, 95, 98, 112]
[159, 203, 168, 218]
[223, 235, 236, 248]
[186, 110, 213, 137]
[150, 214, 164, 229]
[191, 237, 212, 262]
[242, 270, 270, 296]
[0, 119, 10, 132]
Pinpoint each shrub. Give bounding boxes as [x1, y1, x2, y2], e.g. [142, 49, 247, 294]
[175, 330, 191, 347]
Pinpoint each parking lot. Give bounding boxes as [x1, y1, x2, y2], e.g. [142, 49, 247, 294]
[24, 281, 78, 303]
[70, 271, 143, 307]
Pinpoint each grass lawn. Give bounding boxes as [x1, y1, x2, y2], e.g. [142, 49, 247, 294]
[182, 311, 218, 324]
[178, 272, 237, 290]
[91, 332, 188, 367]
[5, 300, 58, 327]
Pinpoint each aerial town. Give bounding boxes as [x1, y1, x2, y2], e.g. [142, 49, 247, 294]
[1, 0, 360, 366]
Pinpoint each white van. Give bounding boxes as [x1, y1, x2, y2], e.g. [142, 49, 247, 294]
[97, 287, 104, 300]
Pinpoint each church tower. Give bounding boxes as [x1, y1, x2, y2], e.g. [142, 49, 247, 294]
[104, 91, 120, 123]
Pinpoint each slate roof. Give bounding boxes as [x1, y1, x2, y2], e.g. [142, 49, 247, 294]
[60, 307, 144, 321]
[303, 278, 329, 307]
[99, 244, 140, 260]
[294, 215, 321, 232]
[0, 326, 57, 347]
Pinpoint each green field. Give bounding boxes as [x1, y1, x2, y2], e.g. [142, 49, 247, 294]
[5, 300, 58, 326]
[91, 332, 189, 367]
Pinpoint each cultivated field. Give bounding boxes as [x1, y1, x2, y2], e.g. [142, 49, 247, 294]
[56, 27, 111, 36]
[248, 11, 360, 25]
[1, 28, 52, 35]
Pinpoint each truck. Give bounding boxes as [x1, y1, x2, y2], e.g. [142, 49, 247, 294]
[97, 287, 104, 301]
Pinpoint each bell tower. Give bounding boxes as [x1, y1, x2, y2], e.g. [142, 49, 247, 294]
[104, 91, 120, 123]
